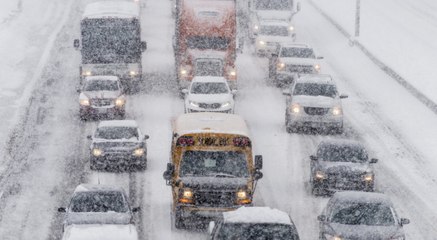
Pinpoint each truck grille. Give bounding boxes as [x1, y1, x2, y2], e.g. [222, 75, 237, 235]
[194, 190, 235, 207]
[304, 107, 329, 115]
[91, 99, 113, 107]
[326, 172, 363, 190]
[284, 65, 315, 73]
[198, 103, 222, 109]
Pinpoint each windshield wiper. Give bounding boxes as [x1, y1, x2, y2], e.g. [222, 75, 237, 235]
[205, 172, 237, 178]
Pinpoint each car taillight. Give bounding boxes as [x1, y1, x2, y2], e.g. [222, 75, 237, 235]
[176, 136, 194, 146]
[233, 137, 251, 147]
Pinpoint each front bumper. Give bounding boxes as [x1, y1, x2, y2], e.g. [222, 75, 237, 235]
[287, 114, 343, 128]
[256, 45, 278, 56]
[186, 106, 233, 114]
[80, 106, 125, 116]
[314, 178, 374, 192]
[90, 154, 146, 167]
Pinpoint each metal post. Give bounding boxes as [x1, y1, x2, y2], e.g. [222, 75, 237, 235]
[355, 0, 361, 37]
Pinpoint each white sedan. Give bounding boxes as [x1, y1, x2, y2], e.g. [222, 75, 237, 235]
[182, 76, 236, 113]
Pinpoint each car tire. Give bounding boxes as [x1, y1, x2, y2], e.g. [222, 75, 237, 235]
[90, 161, 98, 171]
[137, 160, 147, 171]
[173, 209, 185, 230]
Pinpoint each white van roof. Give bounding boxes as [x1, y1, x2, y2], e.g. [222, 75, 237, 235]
[173, 113, 250, 137]
[62, 224, 138, 240]
[83, 1, 140, 19]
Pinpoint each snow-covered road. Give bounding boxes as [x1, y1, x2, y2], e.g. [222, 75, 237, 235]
[0, 0, 437, 239]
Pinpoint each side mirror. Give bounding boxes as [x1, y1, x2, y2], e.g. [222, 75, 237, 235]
[400, 218, 410, 225]
[370, 158, 378, 164]
[73, 39, 80, 49]
[282, 89, 291, 96]
[317, 215, 326, 222]
[310, 155, 318, 161]
[207, 221, 216, 235]
[340, 94, 348, 99]
[181, 89, 188, 94]
[255, 155, 263, 170]
[254, 171, 263, 180]
[296, 2, 301, 12]
[317, 56, 324, 59]
[87, 135, 92, 140]
[132, 207, 141, 213]
[231, 89, 238, 95]
[58, 207, 66, 213]
[163, 163, 175, 181]
[76, 88, 81, 93]
[141, 41, 147, 52]
[144, 135, 150, 140]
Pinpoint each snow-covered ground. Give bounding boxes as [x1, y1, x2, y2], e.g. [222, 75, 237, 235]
[1, 0, 437, 239]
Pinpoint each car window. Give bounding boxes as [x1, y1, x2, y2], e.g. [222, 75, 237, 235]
[259, 25, 289, 36]
[317, 145, 369, 163]
[95, 126, 139, 140]
[329, 202, 396, 226]
[293, 83, 337, 98]
[190, 82, 229, 94]
[70, 191, 128, 213]
[215, 223, 298, 240]
[84, 80, 119, 91]
[180, 151, 249, 178]
[280, 48, 315, 58]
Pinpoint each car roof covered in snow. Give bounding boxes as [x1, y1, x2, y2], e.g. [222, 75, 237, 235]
[192, 76, 228, 83]
[73, 184, 125, 194]
[259, 19, 289, 27]
[82, 1, 140, 19]
[223, 207, 292, 225]
[62, 224, 138, 240]
[319, 138, 366, 149]
[331, 191, 393, 206]
[84, 76, 120, 82]
[97, 120, 139, 128]
[280, 42, 312, 49]
[173, 113, 250, 137]
[296, 74, 334, 85]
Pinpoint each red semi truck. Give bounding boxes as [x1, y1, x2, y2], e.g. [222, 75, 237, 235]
[174, 0, 238, 89]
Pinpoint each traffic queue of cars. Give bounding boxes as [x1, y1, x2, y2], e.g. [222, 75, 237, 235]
[58, 0, 410, 239]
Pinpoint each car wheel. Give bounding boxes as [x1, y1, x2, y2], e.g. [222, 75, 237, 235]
[118, 112, 126, 120]
[137, 160, 147, 171]
[90, 161, 98, 171]
[173, 209, 185, 230]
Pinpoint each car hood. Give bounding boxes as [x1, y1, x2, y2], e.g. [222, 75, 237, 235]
[279, 57, 318, 65]
[66, 212, 132, 225]
[257, 35, 292, 44]
[327, 223, 403, 239]
[256, 10, 293, 21]
[187, 94, 233, 104]
[81, 91, 121, 99]
[319, 161, 371, 174]
[292, 95, 339, 108]
[62, 224, 138, 240]
[180, 177, 249, 191]
[187, 49, 227, 60]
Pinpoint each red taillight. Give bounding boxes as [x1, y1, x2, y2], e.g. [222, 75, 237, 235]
[233, 137, 251, 147]
[176, 136, 194, 146]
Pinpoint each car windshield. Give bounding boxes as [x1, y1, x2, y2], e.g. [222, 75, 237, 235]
[259, 25, 289, 36]
[83, 80, 119, 91]
[215, 223, 298, 240]
[254, 0, 292, 10]
[330, 202, 396, 226]
[187, 36, 230, 51]
[280, 47, 315, 58]
[318, 145, 369, 163]
[293, 83, 337, 98]
[190, 82, 229, 94]
[95, 126, 138, 140]
[70, 191, 128, 213]
[180, 151, 249, 178]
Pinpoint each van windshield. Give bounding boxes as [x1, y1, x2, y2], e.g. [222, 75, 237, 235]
[180, 151, 249, 178]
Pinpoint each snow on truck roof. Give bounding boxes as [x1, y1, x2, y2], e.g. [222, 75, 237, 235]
[98, 120, 139, 128]
[173, 113, 250, 137]
[62, 224, 138, 240]
[223, 207, 292, 225]
[82, 1, 140, 19]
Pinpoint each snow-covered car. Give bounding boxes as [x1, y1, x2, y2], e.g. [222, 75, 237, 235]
[58, 184, 140, 230]
[310, 139, 378, 195]
[207, 206, 300, 239]
[318, 191, 410, 240]
[182, 76, 236, 113]
[88, 120, 149, 171]
[254, 19, 296, 56]
[282, 74, 348, 134]
[269, 43, 323, 87]
[62, 224, 138, 240]
[78, 76, 126, 120]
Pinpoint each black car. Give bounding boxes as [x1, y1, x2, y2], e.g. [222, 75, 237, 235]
[318, 191, 409, 240]
[88, 120, 149, 171]
[310, 139, 377, 195]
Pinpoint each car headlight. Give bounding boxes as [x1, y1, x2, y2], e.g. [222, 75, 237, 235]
[259, 40, 266, 45]
[221, 101, 231, 108]
[92, 148, 103, 157]
[80, 98, 90, 106]
[253, 25, 259, 30]
[129, 70, 138, 76]
[314, 64, 321, 72]
[277, 62, 285, 70]
[289, 25, 295, 31]
[324, 234, 342, 240]
[82, 70, 92, 76]
[133, 148, 145, 157]
[363, 173, 374, 182]
[115, 98, 125, 107]
[179, 188, 194, 204]
[332, 106, 342, 115]
[189, 101, 199, 108]
[236, 189, 251, 204]
[290, 104, 300, 114]
[315, 171, 326, 179]
[229, 69, 237, 77]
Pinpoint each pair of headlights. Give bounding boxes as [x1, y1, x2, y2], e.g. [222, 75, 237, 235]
[315, 171, 374, 181]
[91, 148, 145, 157]
[189, 101, 231, 108]
[179, 188, 250, 204]
[82, 70, 138, 77]
[289, 104, 342, 115]
[80, 98, 125, 107]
